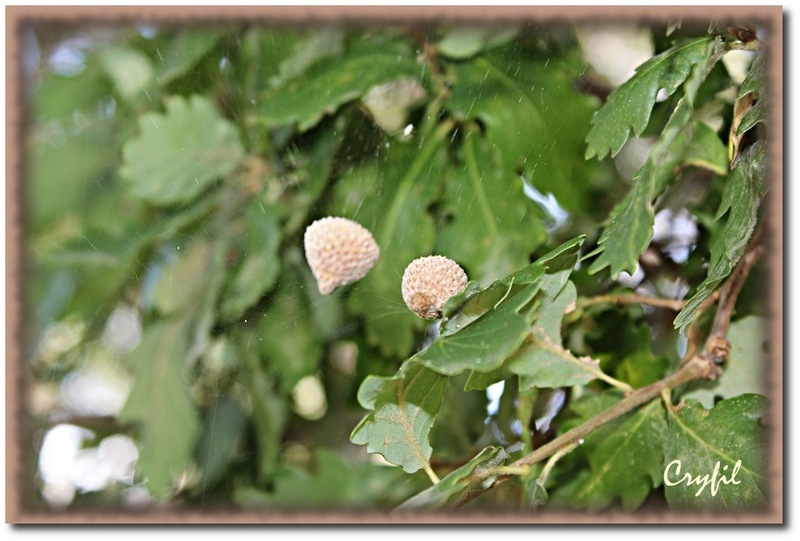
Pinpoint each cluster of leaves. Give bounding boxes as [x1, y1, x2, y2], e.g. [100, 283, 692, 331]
[26, 20, 769, 515]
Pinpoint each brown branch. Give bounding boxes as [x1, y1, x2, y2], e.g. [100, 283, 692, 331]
[454, 234, 765, 509]
[580, 293, 688, 312]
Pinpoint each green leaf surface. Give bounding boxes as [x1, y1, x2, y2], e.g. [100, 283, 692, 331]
[736, 51, 767, 135]
[195, 394, 248, 487]
[682, 316, 767, 408]
[395, 446, 508, 510]
[585, 37, 715, 160]
[156, 29, 225, 85]
[510, 280, 609, 390]
[256, 264, 323, 393]
[233, 448, 425, 510]
[410, 282, 540, 376]
[674, 141, 767, 331]
[120, 95, 244, 206]
[152, 239, 214, 316]
[256, 48, 422, 132]
[269, 27, 345, 89]
[219, 202, 282, 322]
[664, 394, 769, 511]
[441, 236, 584, 337]
[350, 362, 448, 474]
[437, 26, 518, 59]
[119, 320, 201, 498]
[554, 397, 667, 510]
[447, 52, 598, 212]
[589, 39, 719, 278]
[436, 131, 547, 285]
[97, 46, 153, 101]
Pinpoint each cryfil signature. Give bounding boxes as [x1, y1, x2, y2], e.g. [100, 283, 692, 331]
[663, 459, 742, 497]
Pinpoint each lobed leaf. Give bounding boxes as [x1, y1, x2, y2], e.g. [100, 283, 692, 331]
[350, 362, 448, 474]
[119, 320, 201, 498]
[588, 38, 722, 278]
[554, 397, 668, 510]
[585, 37, 715, 160]
[664, 394, 769, 511]
[120, 95, 244, 206]
[255, 48, 422, 132]
[674, 141, 767, 332]
[736, 51, 767, 136]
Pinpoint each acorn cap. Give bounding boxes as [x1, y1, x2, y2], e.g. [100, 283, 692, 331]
[401, 255, 468, 319]
[304, 217, 380, 295]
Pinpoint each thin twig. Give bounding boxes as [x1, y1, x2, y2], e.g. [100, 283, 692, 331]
[580, 293, 687, 312]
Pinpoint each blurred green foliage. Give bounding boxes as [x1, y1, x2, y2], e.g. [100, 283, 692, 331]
[24, 20, 770, 515]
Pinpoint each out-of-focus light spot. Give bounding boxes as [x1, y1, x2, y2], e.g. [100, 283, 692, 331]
[486, 381, 505, 416]
[98, 435, 139, 484]
[48, 38, 92, 76]
[618, 264, 645, 289]
[102, 305, 142, 354]
[59, 362, 131, 417]
[138, 24, 159, 39]
[38, 426, 140, 508]
[723, 49, 756, 85]
[122, 486, 155, 509]
[38, 424, 94, 508]
[291, 375, 327, 421]
[575, 24, 654, 88]
[36, 320, 86, 364]
[652, 209, 698, 264]
[615, 136, 654, 180]
[521, 175, 569, 231]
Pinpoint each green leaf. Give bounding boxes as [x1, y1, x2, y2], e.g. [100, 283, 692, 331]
[119, 320, 201, 498]
[510, 280, 611, 390]
[674, 141, 767, 331]
[410, 282, 541, 377]
[664, 394, 769, 511]
[97, 46, 153, 102]
[395, 446, 508, 510]
[120, 95, 244, 206]
[585, 37, 715, 160]
[152, 239, 214, 316]
[234, 448, 426, 510]
[219, 202, 282, 322]
[441, 235, 584, 337]
[195, 394, 248, 487]
[554, 397, 668, 510]
[588, 39, 721, 278]
[255, 47, 422, 132]
[736, 51, 767, 135]
[350, 362, 448, 474]
[270, 27, 345, 89]
[156, 29, 225, 85]
[256, 263, 323, 393]
[436, 130, 548, 285]
[333, 122, 451, 358]
[437, 26, 518, 59]
[447, 52, 599, 212]
[682, 316, 767, 408]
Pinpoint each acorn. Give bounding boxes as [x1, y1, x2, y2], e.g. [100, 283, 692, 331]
[303, 216, 380, 295]
[401, 256, 468, 319]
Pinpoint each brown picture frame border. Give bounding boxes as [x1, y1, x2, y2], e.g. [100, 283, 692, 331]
[4, 4, 784, 525]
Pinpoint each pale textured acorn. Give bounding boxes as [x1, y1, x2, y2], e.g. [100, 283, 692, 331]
[401, 256, 468, 319]
[303, 217, 380, 295]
